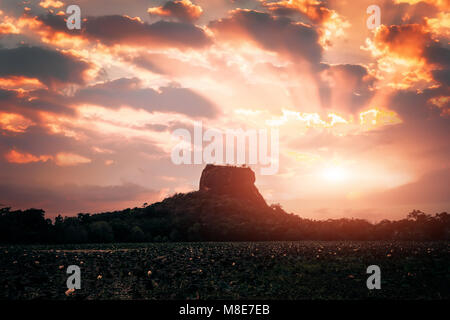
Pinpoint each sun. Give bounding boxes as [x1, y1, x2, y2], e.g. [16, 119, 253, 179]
[322, 166, 348, 182]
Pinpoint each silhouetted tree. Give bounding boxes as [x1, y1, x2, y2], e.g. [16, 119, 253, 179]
[0, 199, 449, 244]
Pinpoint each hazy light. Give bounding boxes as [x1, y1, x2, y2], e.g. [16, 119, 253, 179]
[322, 166, 348, 182]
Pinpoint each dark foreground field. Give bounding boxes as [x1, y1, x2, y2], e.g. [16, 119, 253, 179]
[0, 241, 448, 300]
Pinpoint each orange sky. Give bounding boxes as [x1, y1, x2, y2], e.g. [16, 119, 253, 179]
[0, 0, 449, 221]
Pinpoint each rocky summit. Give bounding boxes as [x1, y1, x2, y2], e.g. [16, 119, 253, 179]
[199, 164, 267, 207]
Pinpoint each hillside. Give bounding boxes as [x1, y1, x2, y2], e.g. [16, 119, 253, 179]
[0, 165, 449, 243]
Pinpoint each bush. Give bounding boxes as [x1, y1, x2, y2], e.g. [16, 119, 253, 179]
[89, 221, 114, 243]
[131, 226, 145, 242]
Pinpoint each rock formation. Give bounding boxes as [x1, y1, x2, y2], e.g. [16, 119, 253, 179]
[199, 164, 267, 207]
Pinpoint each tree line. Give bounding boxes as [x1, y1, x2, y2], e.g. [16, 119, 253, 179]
[0, 191, 449, 243]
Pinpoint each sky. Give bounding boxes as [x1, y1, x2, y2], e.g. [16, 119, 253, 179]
[0, 0, 448, 221]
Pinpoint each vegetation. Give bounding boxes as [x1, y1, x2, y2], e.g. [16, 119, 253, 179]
[1, 191, 449, 243]
[1, 241, 448, 299]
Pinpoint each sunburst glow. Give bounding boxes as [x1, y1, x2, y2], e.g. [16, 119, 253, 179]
[322, 166, 349, 182]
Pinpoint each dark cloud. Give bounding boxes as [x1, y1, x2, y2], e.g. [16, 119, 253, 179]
[319, 64, 376, 113]
[2, 76, 219, 120]
[208, 9, 322, 67]
[39, 13, 211, 48]
[0, 88, 74, 117]
[261, 0, 334, 24]
[0, 88, 19, 105]
[431, 69, 450, 87]
[0, 125, 79, 156]
[147, 0, 203, 23]
[389, 86, 448, 122]
[0, 46, 92, 87]
[374, 24, 428, 54]
[380, 0, 439, 26]
[424, 44, 450, 86]
[73, 77, 219, 118]
[424, 45, 450, 67]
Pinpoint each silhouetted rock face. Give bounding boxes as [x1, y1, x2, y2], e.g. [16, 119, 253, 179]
[199, 164, 267, 207]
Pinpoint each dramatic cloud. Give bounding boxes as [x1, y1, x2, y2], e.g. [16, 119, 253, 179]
[4, 149, 52, 164]
[367, 23, 449, 87]
[380, 0, 439, 25]
[320, 64, 376, 113]
[0, 125, 82, 158]
[0, 46, 92, 87]
[262, 0, 339, 24]
[148, 0, 203, 23]
[374, 24, 431, 61]
[38, 13, 211, 49]
[209, 9, 323, 67]
[73, 78, 219, 118]
[4, 149, 91, 166]
[260, 0, 351, 46]
[424, 45, 450, 86]
[0, 0, 448, 219]
[0, 88, 74, 117]
[388, 86, 449, 122]
[0, 112, 35, 133]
